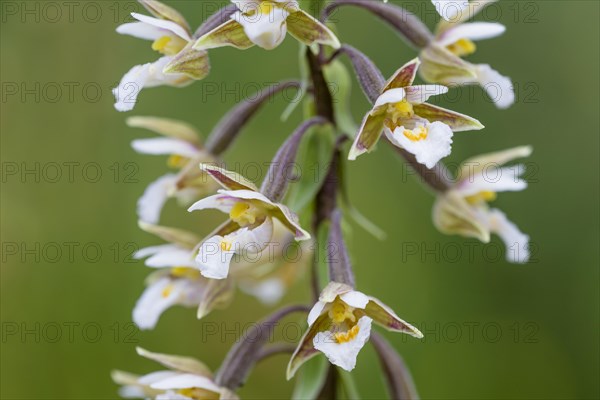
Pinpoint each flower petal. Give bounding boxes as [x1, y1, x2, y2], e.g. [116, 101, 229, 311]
[383, 58, 420, 91]
[348, 111, 387, 160]
[132, 138, 200, 158]
[136, 347, 213, 376]
[200, 164, 259, 191]
[313, 316, 373, 371]
[340, 291, 370, 309]
[193, 19, 254, 50]
[287, 313, 332, 379]
[319, 281, 354, 303]
[455, 165, 528, 196]
[307, 301, 327, 326]
[413, 102, 484, 131]
[433, 192, 490, 242]
[431, 0, 468, 22]
[404, 84, 448, 104]
[373, 88, 406, 108]
[163, 47, 210, 81]
[138, 221, 200, 249]
[150, 373, 221, 393]
[385, 122, 454, 169]
[130, 12, 191, 41]
[485, 209, 530, 264]
[231, 7, 289, 50]
[137, 174, 178, 224]
[187, 192, 240, 214]
[437, 22, 506, 46]
[116, 21, 166, 40]
[139, 0, 191, 32]
[475, 64, 515, 109]
[365, 298, 423, 337]
[286, 10, 340, 48]
[144, 245, 196, 268]
[457, 146, 533, 178]
[196, 278, 235, 319]
[126, 116, 200, 143]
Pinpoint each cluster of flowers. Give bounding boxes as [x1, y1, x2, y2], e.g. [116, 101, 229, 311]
[111, 1, 532, 398]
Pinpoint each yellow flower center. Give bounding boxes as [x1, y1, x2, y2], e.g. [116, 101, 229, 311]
[229, 201, 260, 227]
[446, 38, 477, 57]
[328, 298, 356, 324]
[220, 240, 232, 252]
[403, 125, 429, 142]
[161, 284, 174, 298]
[387, 100, 415, 127]
[259, 1, 276, 14]
[466, 190, 497, 205]
[152, 35, 187, 56]
[171, 267, 201, 279]
[167, 154, 188, 169]
[335, 324, 360, 344]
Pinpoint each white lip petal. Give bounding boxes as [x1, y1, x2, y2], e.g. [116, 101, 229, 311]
[456, 165, 528, 196]
[374, 88, 406, 108]
[131, 138, 200, 158]
[137, 174, 178, 224]
[133, 278, 183, 330]
[130, 12, 191, 41]
[313, 316, 373, 371]
[437, 22, 506, 46]
[485, 208, 530, 263]
[385, 122, 454, 169]
[231, 6, 290, 50]
[196, 235, 235, 280]
[116, 21, 167, 40]
[476, 64, 515, 109]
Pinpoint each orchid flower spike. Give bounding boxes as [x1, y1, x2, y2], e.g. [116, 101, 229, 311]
[112, 347, 238, 400]
[194, 0, 340, 51]
[188, 165, 310, 280]
[349, 58, 483, 168]
[287, 282, 422, 378]
[433, 146, 533, 263]
[127, 116, 219, 225]
[113, 0, 210, 112]
[425, 0, 514, 109]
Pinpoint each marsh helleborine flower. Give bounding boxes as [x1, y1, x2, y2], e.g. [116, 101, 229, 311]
[287, 282, 422, 378]
[114, 0, 210, 112]
[433, 146, 532, 263]
[194, 0, 340, 51]
[349, 58, 483, 168]
[128, 116, 219, 225]
[425, 0, 514, 109]
[113, 347, 237, 400]
[188, 165, 310, 280]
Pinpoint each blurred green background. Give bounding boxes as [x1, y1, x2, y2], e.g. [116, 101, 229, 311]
[1, 0, 598, 399]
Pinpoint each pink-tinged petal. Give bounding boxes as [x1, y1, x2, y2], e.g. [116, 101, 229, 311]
[364, 298, 423, 338]
[287, 313, 332, 380]
[130, 13, 191, 41]
[287, 10, 340, 48]
[193, 19, 254, 50]
[348, 111, 387, 160]
[200, 164, 259, 191]
[413, 102, 484, 132]
[197, 278, 235, 319]
[136, 347, 212, 377]
[383, 58, 420, 91]
[404, 85, 448, 104]
[187, 192, 239, 214]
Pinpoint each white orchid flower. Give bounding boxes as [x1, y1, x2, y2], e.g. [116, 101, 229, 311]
[433, 146, 533, 263]
[112, 347, 238, 400]
[114, 1, 209, 112]
[127, 116, 219, 224]
[287, 282, 422, 378]
[194, 0, 340, 51]
[349, 58, 483, 167]
[188, 165, 310, 280]
[424, 0, 514, 109]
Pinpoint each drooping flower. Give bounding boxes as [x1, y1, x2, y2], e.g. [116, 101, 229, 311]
[188, 165, 310, 280]
[112, 347, 238, 400]
[127, 116, 219, 224]
[423, 0, 514, 109]
[287, 282, 422, 378]
[133, 220, 310, 329]
[193, 0, 340, 51]
[348, 58, 483, 168]
[113, 0, 210, 112]
[433, 146, 532, 263]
